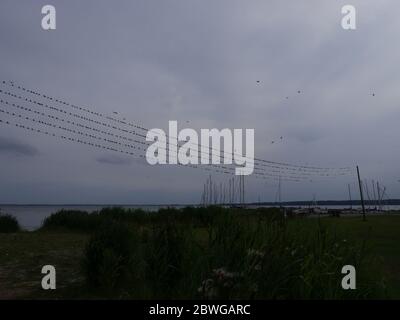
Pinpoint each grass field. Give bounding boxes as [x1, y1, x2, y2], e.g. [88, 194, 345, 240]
[320, 216, 400, 298]
[0, 208, 399, 299]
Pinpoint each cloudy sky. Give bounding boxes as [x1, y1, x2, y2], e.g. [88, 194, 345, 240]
[0, 0, 399, 204]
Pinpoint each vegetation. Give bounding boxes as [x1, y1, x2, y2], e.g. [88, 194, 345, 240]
[83, 221, 138, 291]
[0, 213, 20, 233]
[0, 206, 399, 299]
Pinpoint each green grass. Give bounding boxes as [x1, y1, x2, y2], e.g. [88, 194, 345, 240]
[319, 216, 400, 298]
[0, 231, 88, 299]
[0, 208, 399, 299]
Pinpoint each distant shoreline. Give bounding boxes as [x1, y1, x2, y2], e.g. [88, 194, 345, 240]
[1, 199, 400, 207]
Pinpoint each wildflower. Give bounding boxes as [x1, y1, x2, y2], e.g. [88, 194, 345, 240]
[213, 268, 227, 280]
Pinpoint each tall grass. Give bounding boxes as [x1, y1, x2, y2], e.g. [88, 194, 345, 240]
[82, 221, 139, 292]
[75, 207, 384, 299]
[41, 206, 385, 298]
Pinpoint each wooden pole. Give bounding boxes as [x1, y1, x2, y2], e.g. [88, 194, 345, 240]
[356, 166, 366, 221]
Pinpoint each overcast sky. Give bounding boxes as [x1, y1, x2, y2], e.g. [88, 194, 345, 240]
[1, 0, 400, 204]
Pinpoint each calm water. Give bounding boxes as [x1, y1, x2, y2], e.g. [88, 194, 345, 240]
[1, 204, 400, 231]
[0, 205, 176, 230]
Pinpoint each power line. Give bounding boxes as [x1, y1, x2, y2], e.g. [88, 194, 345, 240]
[0, 108, 310, 182]
[0, 85, 349, 177]
[1, 81, 352, 174]
[0, 94, 347, 180]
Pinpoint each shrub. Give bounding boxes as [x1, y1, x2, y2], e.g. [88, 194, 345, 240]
[145, 220, 188, 297]
[82, 221, 137, 290]
[41, 207, 150, 232]
[41, 210, 101, 232]
[0, 213, 20, 233]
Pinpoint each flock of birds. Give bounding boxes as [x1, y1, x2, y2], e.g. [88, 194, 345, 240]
[256, 80, 376, 144]
[110, 80, 376, 146]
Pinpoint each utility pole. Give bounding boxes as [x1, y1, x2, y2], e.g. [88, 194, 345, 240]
[356, 166, 366, 221]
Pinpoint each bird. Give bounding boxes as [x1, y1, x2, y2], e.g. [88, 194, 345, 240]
[256, 80, 261, 84]
[280, 136, 283, 140]
[113, 111, 118, 115]
[297, 90, 301, 94]
[271, 141, 275, 144]
[372, 93, 376, 97]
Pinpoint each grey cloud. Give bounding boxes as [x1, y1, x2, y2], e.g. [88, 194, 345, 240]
[1, 0, 399, 204]
[0, 137, 38, 156]
[96, 154, 134, 166]
[289, 127, 327, 144]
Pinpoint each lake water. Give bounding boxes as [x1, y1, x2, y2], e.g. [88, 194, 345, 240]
[0, 205, 172, 230]
[1, 204, 400, 231]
